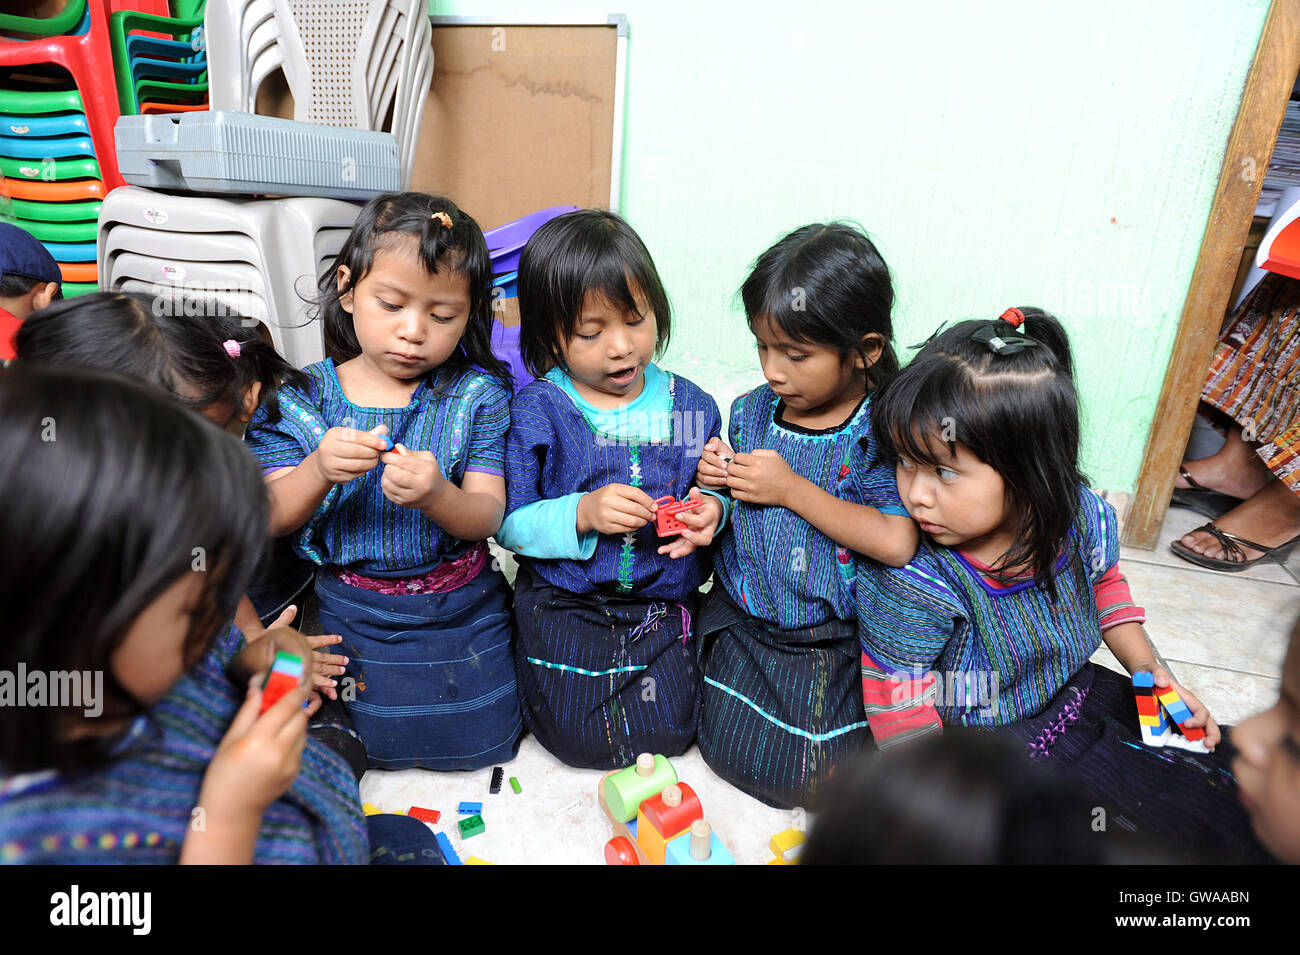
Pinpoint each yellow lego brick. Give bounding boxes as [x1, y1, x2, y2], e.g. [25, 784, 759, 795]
[1138, 713, 1162, 726]
[465, 856, 495, 865]
[767, 857, 788, 865]
[769, 828, 806, 857]
[1157, 689, 1181, 706]
[362, 802, 382, 816]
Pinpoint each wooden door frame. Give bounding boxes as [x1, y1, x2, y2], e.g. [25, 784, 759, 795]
[1126, 0, 1300, 548]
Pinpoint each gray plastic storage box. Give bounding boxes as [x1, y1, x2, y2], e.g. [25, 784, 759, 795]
[115, 111, 401, 199]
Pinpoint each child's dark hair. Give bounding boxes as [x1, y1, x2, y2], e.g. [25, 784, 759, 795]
[873, 308, 1084, 597]
[517, 209, 671, 378]
[0, 363, 267, 774]
[318, 192, 512, 391]
[0, 273, 59, 299]
[15, 291, 307, 429]
[740, 222, 899, 391]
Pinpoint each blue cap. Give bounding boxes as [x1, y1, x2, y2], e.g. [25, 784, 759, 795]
[0, 222, 62, 286]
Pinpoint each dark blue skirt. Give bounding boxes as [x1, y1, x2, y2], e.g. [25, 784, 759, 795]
[512, 563, 700, 769]
[315, 564, 522, 771]
[696, 585, 871, 809]
[994, 661, 1274, 863]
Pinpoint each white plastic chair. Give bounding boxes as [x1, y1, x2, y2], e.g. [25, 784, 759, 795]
[118, 278, 274, 332]
[104, 225, 267, 282]
[99, 186, 361, 367]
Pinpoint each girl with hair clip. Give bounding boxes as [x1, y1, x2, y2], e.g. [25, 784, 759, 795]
[499, 209, 727, 770]
[0, 364, 368, 864]
[15, 292, 346, 681]
[246, 192, 522, 771]
[857, 307, 1272, 861]
[693, 222, 918, 809]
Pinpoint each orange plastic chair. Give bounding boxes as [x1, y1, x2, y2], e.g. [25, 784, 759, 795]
[59, 261, 98, 283]
[1, 177, 108, 202]
[139, 100, 208, 113]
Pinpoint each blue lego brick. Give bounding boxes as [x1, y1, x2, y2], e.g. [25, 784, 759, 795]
[1132, 671, 1155, 689]
[458, 801, 483, 814]
[435, 831, 462, 865]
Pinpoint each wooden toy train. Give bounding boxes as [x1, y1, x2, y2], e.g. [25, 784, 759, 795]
[598, 753, 735, 865]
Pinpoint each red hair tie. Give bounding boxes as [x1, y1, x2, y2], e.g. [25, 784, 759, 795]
[999, 307, 1025, 330]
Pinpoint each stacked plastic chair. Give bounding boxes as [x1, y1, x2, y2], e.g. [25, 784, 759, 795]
[483, 206, 578, 391]
[206, 0, 431, 188]
[98, 184, 359, 366]
[109, 0, 211, 115]
[0, 0, 131, 296]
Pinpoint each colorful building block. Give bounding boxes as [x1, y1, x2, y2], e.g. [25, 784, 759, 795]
[1133, 672, 1209, 752]
[458, 814, 485, 839]
[465, 856, 495, 865]
[490, 766, 504, 794]
[435, 831, 462, 865]
[769, 827, 806, 865]
[458, 801, 483, 814]
[652, 495, 702, 536]
[664, 819, 735, 866]
[259, 651, 304, 714]
[635, 783, 702, 865]
[409, 806, 441, 824]
[509, 776, 522, 794]
[362, 802, 382, 816]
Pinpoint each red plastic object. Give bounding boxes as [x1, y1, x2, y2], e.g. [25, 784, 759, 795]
[1259, 219, 1300, 280]
[0, 1, 125, 189]
[638, 782, 702, 840]
[259, 671, 299, 714]
[605, 836, 640, 865]
[409, 806, 441, 824]
[652, 495, 702, 537]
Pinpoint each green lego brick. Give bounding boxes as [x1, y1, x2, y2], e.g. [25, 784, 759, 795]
[509, 776, 521, 794]
[457, 813, 485, 839]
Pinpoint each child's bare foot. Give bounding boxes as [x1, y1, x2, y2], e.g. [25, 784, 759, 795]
[1175, 480, 1300, 565]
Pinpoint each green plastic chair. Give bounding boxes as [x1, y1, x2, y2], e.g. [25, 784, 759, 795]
[62, 281, 98, 297]
[0, 155, 102, 182]
[0, 0, 89, 38]
[109, 6, 208, 113]
[0, 87, 85, 115]
[5, 216, 98, 243]
[6, 197, 102, 222]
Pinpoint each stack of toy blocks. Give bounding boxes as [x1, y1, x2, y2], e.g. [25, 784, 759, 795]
[1132, 672, 1208, 753]
[634, 783, 734, 866]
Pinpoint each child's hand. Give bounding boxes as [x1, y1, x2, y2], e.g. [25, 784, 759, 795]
[577, 483, 657, 535]
[313, 425, 389, 485]
[305, 632, 348, 702]
[379, 444, 447, 512]
[658, 488, 724, 559]
[198, 671, 310, 833]
[726, 449, 799, 507]
[697, 436, 734, 489]
[233, 625, 324, 716]
[1149, 665, 1222, 750]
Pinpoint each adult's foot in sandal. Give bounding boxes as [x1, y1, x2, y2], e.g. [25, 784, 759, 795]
[1173, 423, 1271, 501]
[1176, 479, 1300, 566]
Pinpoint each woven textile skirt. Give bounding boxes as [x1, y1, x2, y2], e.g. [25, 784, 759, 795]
[1204, 272, 1300, 491]
[315, 564, 522, 771]
[992, 662, 1273, 863]
[511, 562, 699, 770]
[696, 585, 871, 810]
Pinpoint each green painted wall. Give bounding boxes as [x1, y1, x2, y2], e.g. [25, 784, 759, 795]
[431, 0, 1268, 491]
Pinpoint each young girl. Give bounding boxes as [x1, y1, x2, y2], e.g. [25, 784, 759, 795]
[15, 294, 336, 655]
[693, 222, 918, 809]
[246, 192, 522, 771]
[499, 209, 726, 769]
[0, 364, 367, 864]
[858, 307, 1272, 861]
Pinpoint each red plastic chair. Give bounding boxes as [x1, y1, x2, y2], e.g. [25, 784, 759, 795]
[0, 2, 124, 189]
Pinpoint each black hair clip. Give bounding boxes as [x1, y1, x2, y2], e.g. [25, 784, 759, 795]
[971, 321, 1038, 355]
[909, 322, 948, 351]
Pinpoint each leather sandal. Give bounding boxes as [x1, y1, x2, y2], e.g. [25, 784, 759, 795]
[1170, 466, 1242, 520]
[1169, 521, 1300, 572]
